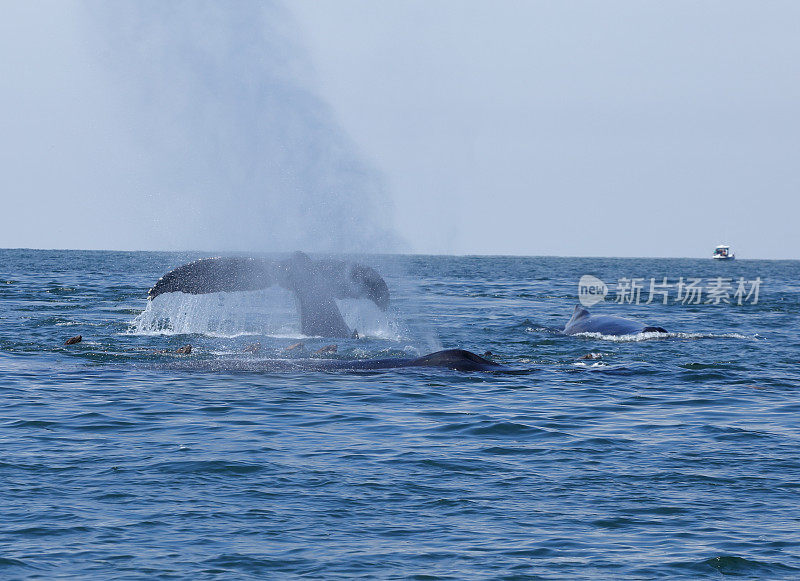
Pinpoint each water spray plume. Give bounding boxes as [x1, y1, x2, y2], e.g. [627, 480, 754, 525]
[90, 0, 401, 253]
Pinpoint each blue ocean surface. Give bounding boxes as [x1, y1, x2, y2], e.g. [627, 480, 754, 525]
[1, 249, 799, 579]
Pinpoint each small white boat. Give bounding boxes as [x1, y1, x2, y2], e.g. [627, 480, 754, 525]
[712, 244, 735, 260]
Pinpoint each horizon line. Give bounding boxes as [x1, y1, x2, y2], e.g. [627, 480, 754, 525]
[0, 246, 795, 261]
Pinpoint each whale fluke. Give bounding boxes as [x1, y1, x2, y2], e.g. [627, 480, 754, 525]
[147, 253, 390, 338]
[148, 257, 278, 299]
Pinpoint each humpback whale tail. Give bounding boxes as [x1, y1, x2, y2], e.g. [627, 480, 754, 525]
[148, 253, 389, 338]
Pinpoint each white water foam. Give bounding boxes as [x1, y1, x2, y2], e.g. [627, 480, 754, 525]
[337, 299, 404, 341]
[128, 289, 403, 340]
[128, 289, 297, 337]
[570, 331, 757, 342]
[572, 361, 608, 367]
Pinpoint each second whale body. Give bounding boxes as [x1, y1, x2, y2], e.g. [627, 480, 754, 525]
[563, 305, 668, 336]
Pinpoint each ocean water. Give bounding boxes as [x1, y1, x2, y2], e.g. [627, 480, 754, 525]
[2, 249, 799, 579]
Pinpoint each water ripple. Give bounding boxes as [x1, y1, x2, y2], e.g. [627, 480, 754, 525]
[2, 251, 800, 579]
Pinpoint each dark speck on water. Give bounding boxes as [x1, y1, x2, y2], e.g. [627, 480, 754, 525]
[2, 249, 800, 579]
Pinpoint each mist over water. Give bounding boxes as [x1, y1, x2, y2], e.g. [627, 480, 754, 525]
[2, 1, 400, 253]
[96, 0, 401, 253]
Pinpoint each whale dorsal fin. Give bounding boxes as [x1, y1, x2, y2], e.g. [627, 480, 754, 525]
[572, 305, 590, 320]
[563, 304, 591, 333]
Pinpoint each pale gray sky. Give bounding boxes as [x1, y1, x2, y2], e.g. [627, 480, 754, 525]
[290, 0, 800, 258]
[1, 1, 798, 257]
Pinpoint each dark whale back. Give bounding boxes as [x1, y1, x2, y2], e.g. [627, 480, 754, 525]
[408, 349, 504, 371]
[312, 349, 505, 371]
[161, 349, 507, 373]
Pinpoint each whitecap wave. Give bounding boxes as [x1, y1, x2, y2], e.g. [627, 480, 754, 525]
[127, 289, 404, 341]
[570, 331, 757, 342]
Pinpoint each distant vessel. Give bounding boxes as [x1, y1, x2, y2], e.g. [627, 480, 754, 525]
[712, 244, 735, 260]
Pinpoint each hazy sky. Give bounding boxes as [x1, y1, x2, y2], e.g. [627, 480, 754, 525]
[0, 1, 398, 254]
[2, 1, 798, 257]
[290, 0, 800, 258]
